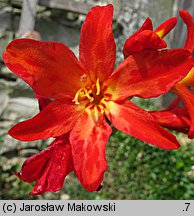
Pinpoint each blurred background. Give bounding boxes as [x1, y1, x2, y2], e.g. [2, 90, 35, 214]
[0, 0, 194, 200]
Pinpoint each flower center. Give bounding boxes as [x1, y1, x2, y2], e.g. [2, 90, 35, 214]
[72, 78, 103, 105]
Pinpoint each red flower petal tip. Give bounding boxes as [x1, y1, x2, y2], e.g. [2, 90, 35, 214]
[155, 17, 178, 38]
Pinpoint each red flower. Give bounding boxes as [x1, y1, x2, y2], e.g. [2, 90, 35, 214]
[123, 16, 177, 58]
[124, 10, 194, 138]
[171, 10, 194, 138]
[161, 10, 194, 138]
[3, 5, 194, 194]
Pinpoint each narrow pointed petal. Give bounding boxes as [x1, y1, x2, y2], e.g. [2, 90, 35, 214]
[30, 141, 73, 195]
[16, 136, 73, 196]
[79, 5, 116, 82]
[173, 84, 194, 138]
[140, 17, 153, 31]
[9, 102, 83, 141]
[126, 17, 153, 37]
[153, 97, 191, 135]
[180, 66, 194, 88]
[70, 111, 112, 191]
[3, 39, 87, 99]
[180, 9, 194, 52]
[123, 17, 153, 58]
[123, 30, 166, 57]
[150, 107, 190, 134]
[155, 17, 178, 38]
[105, 49, 194, 101]
[14, 145, 53, 183]
[106, 100, 180, 150]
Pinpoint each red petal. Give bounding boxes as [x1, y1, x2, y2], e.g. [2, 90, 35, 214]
[105, 49, 194, 100]
[79, 5, 116, 82]
[9, 102, 83, 141]
[14, 138, 73, 192]
[180, 10, 194, 52]
[123, 30, 166, 57]
[180, 64, 194, 88]
[123, 17, 153, 58]
[3, 39, 87, 99]
[106, 100, 180, 150]
[123, 17, 177, 58]
[154, 17, 177, 38]
[141, 17, 153, 30]
[173, 84, 194, 138]
[150, 106, 190, 134]
[14, 145, 53, 183]
[70, 112, 112, 191]
[30, 140, 73, 195]
[137, 17, 153, 31]
[126, 17, 153, 37]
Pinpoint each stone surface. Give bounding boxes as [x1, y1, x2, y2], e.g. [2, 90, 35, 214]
[2, 97, 38, 120]
[0, 95, 40, 155]
[0, 91, 9, 116]
[39, 0, 120, 18]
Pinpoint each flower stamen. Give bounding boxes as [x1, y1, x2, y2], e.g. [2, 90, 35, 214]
[72, 88, 84, 104]
[73, 78, 103, 105]
[84, 89, 94, 102]
[96, 78, 101, 95]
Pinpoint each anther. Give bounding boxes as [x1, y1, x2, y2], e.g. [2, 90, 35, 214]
[96, 78, 100, 95]
[72, 88, 83, 104]
[84, 89, 94, 102]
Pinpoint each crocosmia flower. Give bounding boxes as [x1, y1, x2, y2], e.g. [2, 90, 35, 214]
[123, 15, 178, 58]
[148, 10, 194, 138]
[3, 5, 194, 194]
